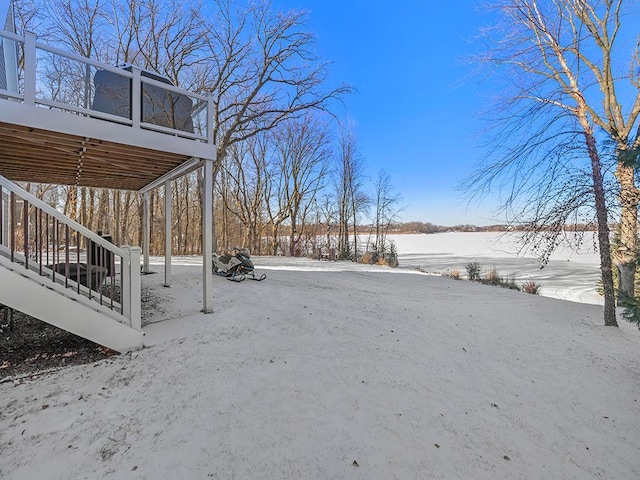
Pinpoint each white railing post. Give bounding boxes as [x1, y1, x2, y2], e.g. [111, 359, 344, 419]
[121, 245, 131, 320]
[131, 66, 141, 129]
[23, 31, 37, 105]
[128, 246, 142, 331]
[207, 95, 215, 145]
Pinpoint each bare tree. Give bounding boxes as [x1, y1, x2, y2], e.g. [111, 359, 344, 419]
[199, 0, 352, 249]
[335, 122, 369, 260]
[316, 193, 337, 257]
[272, 115, 332, 256]
[47, 0, 108, 60]
[468, 0, 640, 326]
[105, 0, 207, 84]
[371, 170, 403, 264]
[219, 135, 270, 253]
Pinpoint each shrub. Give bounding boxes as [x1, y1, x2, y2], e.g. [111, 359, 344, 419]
[619, 293, 640, 329]
[522, 280, 542, 295]
[385, 241, 399, 267]
[359, 241, 398, 268]
[465, 261, 482, 281]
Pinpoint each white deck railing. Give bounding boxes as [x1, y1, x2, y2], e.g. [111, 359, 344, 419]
[0, 29, 214, 144]
[0, 174, 141, 330]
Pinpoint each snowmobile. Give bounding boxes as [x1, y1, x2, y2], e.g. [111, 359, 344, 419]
[212, 247, 266, 282]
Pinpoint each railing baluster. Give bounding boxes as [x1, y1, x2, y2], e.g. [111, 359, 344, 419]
[52, 218, 57, 282]
[38, 209, 43, 275]
[87, 235, 93, 300]
[65, 225, 70, 288]
[109, 252, 115, 310]
[76, 231, 81, 294]
[22, 200, 29, 268]
[33, 205, 38, 262]
[23, 199, 28, 269]
[45, 213, 50, 268]
[0, 185, 3, 246]
[99, 245, 104, 304]
[10, 192, 15, 263]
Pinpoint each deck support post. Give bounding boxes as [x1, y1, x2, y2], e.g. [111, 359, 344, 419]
[202, 158, 213, 313]
[164, 180, 172, 287]
[142, 191, 150, 273]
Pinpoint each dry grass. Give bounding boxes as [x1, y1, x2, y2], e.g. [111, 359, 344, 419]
[444, 269, 462, 280]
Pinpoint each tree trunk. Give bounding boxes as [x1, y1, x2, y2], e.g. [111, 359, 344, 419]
[122, 191, 132, 245]
[289, 220, 296, 257]
[80, 187, 87, 226]
[613, 160, 639, 300]
[351, 200, 358, 262]
[586, 131, 617, 326]
[68, 187, 77, 221]
[88, 188, 95, 230]
[98, 189, 110, 233]
[271, 224, 280, 255]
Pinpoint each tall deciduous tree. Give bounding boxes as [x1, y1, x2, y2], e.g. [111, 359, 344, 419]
[468, 0, 640, 326]
[219, 135, 270, 253]
[336, 122, 369, 260]
[200, 0, 351, 249]
[372, 169, 403, 263]
[272, 115, 332, 256]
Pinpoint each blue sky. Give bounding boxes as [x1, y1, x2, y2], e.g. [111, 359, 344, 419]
[272, 1, 499, 225]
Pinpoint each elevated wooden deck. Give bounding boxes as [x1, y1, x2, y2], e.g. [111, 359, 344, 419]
[0, 28, 217, 350]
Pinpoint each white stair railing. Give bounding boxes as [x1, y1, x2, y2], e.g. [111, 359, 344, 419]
[0, 174, 141, 331]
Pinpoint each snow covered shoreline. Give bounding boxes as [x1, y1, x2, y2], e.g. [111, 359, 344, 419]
[390, 232, 603, 305]
[1, 257, 638, 479]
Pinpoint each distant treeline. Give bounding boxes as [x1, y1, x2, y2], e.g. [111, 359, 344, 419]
[384, 222, 600, 234]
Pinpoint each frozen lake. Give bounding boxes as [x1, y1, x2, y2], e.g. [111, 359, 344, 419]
[390, 232, 603, 305]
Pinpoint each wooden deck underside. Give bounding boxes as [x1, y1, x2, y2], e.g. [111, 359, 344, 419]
[0, 121, 193, 191]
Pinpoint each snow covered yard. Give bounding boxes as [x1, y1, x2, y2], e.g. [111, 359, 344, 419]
[1, 257, 639, 479]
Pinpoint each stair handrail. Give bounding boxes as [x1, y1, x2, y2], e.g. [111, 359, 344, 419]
[0, 174, 141, 331]
[0, 175, 129, 258]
